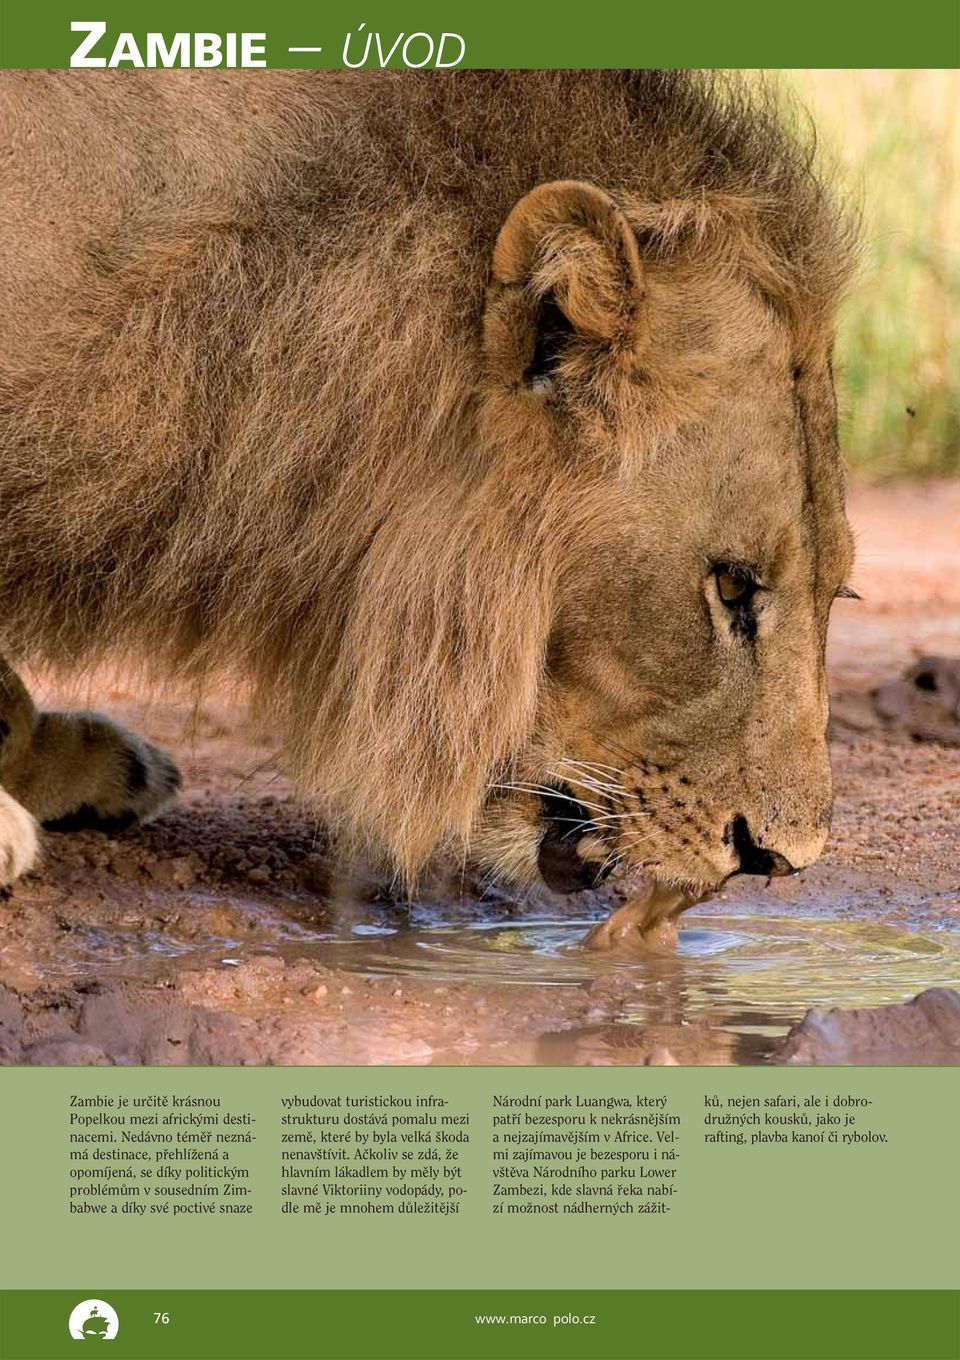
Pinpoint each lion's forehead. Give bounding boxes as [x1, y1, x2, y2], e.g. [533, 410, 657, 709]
[645, 260, 796, 361]
[600, 385, 851, 605]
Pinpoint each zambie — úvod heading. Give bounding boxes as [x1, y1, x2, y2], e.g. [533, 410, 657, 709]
[69, 21, 466, 68]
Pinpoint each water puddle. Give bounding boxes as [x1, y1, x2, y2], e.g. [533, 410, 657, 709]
[31, 879, 959, 1063]
[317, 911, 953, 999]
[318, 907, 959, 1034]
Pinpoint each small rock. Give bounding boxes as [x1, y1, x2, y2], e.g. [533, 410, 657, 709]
[249, 954, 285, 973]
[643, 1046, 680, 1066]
[775, 987, 960, 1065]
[170, 856, 196, 886]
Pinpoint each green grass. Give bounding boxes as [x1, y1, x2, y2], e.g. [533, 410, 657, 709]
[778, 70, 959, 479]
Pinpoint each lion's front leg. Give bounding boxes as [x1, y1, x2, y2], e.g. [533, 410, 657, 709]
[0, 656, 180, 854]
[0, 786, 39, 887]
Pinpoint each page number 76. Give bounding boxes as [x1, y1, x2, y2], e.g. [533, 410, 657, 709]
[154, 1313, 171, 1325]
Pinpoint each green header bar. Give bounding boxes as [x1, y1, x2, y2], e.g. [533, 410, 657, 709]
[2, 1289, 959, 1360]
[1, 0, 959, 69]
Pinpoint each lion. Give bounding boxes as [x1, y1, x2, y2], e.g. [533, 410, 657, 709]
[0, 71, 858, 940]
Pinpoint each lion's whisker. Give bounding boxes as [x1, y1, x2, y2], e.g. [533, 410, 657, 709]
[553, 771, 630, 801]
[591, 734, 654, 771]
[547, 768, 631, 804]
[555, 758, 629, 792]
[586, 810, 651, 825]
[492, 782, 607, 816]
[558, 758, 624, 775]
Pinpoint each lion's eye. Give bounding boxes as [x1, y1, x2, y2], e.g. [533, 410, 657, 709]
[714, 567, 758, 607]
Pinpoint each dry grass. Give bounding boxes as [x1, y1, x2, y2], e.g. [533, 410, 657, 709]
[778, 69, 959, 479]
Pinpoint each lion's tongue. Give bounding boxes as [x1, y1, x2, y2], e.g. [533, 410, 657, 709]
[581, 879, 706, 952]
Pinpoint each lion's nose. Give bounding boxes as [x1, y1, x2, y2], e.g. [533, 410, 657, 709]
[728, 815, 797, 878]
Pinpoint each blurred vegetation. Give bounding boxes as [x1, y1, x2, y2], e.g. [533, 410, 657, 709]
[777, 70, 959, 480]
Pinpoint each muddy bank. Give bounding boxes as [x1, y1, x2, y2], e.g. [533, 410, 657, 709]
[0, 481, 958, 1066]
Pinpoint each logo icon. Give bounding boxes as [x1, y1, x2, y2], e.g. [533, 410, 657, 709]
[68, 1300, 120, 1342]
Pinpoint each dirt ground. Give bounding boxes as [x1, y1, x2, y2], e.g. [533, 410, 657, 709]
[1, 481, 958, 1066]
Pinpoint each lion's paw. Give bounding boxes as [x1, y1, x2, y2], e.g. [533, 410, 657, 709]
[32, 712, 181, 835]
[0, 788, 39, 885]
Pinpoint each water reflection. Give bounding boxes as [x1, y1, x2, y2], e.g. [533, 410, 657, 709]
[315, 908, 960, 1054]
[40, 882, 959, 1064]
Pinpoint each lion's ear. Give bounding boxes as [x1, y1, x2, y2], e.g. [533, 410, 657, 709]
[485, 181, 647, 391]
